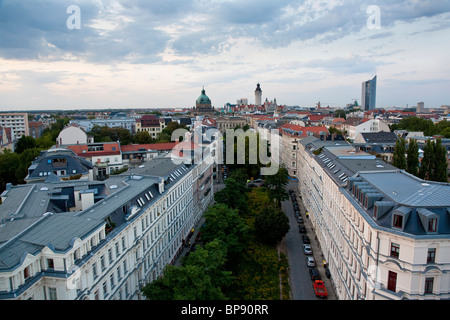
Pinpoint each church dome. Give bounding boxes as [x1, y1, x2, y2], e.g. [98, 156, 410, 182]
[196, 87, 211, 105]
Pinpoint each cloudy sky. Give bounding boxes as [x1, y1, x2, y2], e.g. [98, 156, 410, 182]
[0, 0, 449, 111]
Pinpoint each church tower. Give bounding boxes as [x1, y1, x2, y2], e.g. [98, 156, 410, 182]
[255, 83, 262, 107]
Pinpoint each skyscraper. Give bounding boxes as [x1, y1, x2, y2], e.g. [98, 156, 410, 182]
[361, 76, 377, 111]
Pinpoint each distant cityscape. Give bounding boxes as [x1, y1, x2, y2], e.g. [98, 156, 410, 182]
[0, 78, 449, 301]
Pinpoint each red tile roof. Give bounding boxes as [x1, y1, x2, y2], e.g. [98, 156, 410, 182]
[67, 142, 121, 157]
[280, 124, 329, 138]
[121, 142, 179, 153]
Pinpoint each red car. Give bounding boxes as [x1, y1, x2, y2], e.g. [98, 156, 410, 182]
[313, 280, 328, 298]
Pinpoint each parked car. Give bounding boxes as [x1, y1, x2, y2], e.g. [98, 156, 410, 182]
[306, 256, 316, 267]
[313, 280, 328, 298]
[303, 244, 312, 255]
[298, 225, 307, 234]
[297, 216, 304, 224]
[302, 235, 310, 244]
[294, 210, 300, 216]
[325, 268, 331, 279]
[309, 268, 321, 281]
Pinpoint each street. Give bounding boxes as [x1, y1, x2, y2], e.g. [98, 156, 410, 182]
[283, 181, 337, 300]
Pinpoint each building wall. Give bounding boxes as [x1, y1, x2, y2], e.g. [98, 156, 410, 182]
[57, 126, 88, 146]
[0, 153, 214, 300]
[296, 141, 450, 300]
[281, 134, 299, 178]
[0, 113, 29, 140]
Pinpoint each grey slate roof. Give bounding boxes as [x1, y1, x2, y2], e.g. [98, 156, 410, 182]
[0, 156, 192, 271]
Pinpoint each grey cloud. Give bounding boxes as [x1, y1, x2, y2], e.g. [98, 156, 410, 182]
[306, 55, 384, 75]
[1, 0, 450, 64]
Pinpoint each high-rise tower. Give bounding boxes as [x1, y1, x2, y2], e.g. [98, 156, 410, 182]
[255, 83, 262, 107]
[361, 76, 377, 111]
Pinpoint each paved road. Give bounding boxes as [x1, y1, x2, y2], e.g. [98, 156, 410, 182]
[283, 181, 337, 300]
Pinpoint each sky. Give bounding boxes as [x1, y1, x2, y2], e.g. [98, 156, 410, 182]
[0, 0, 449, 111]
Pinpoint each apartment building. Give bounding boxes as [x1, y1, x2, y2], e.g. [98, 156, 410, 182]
[0, 146, 214, 300]
[297, 137, 450, 300]
[69, 117, 136, 134]
[0, 113, 29, 141]
[279, 124, 329, 178]
[135, 115, 166, 139]
[66, 142, 123, 180]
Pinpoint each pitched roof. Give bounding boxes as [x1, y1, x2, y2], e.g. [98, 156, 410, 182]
[280, 124, 329, 138]
[359, 132, 398, 143]
[67, 142, 121, 157]
[121, 143, 178, 153]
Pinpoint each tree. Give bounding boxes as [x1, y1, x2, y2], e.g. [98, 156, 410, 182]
[254, 205, 290, 245]
[246, 188, 272, 228]
[389, 117, 437, 136]
[334, 109, 347, 120]
[419, 140, 436, 181]
[406, 139, 419, 177]
[200, 204, 249, 260]
[263, 166, 289, 207]
[393, 138, 406, 169]
[15, 136, 36, 154]
[133, 131, 154, 144]
[142, 239, 231, 300]
[214, 177, 248, 214]
[0, 150, 20, 192]
[434, 139, 448, 182]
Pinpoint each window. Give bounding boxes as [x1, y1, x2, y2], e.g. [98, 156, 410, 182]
[108, 248, 113, 263]
[424, 278, 434, 294]
[115, 242, 120, 257]
[102, 282, 108, 298]
[428, 219, 437, 232]
[93, 263, 98, 279]
[100, 255, 106, 270]
[48, 287, 57, 300]
[387, 271, 397, 292]
[393, 215, 403, 228]
[23, 267, 30, 280]
[122, 236, 126, 250]
[390, 243, 400, 259]
[47, 259, 54, 270]
[427, 248, 436, 264]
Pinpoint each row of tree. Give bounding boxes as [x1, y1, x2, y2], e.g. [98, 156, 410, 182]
[142, 165, 291, 300]
[89, 121, 187, 145]
[393, 138, 448, 182]
[390, 117, 450, 138]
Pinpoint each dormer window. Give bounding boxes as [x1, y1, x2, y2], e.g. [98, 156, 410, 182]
[391, 207, 410, 230]
[393, 214, 403, 229]
[428, 218, 438, 233]
[417, 208, 439, 234]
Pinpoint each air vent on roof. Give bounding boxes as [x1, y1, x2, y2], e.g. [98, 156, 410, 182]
[110, 185, 118, 189]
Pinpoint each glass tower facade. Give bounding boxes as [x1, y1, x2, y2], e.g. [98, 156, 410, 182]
[362, 76, 377, 111]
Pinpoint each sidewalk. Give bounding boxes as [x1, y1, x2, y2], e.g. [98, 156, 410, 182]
[173, 217, 205, 267]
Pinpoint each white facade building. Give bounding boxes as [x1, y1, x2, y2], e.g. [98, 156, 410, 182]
[57, 125, 90, 146]
[297, 137, 450, 300]
[0, 113, 29, 141]
[0, 146, 214, 300]
[346, 119, 391, 141]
